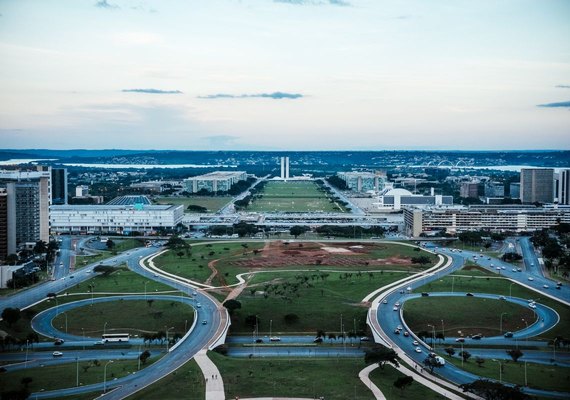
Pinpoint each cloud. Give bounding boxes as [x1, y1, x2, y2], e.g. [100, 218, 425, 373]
[274, 0, 350, 6]
[555, 85, 570, 89]
[537, 101, 570, 108]
[95, 0, 119, 9]
[198, 92, 303, 100]
[201, 135, 240, 147]
[122, 88, 183, 94]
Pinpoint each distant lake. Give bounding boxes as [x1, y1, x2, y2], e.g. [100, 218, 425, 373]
[61, 163, 238, 169]
[0, 158, 55, 165]
[410, 165, 568, 173]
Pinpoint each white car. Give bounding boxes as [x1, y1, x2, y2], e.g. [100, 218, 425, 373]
[270, 337, 281, 342]
[512, 268, 517, 272]
[382, 299, 388, 304]
[529, 304, 536, 309]
[528, 277, 534, 281]
[196, 303, 202, 308]
[394, 302, 400, 307]
[393, 306, 399, 311]
[52, 351, 63, 357]
[415, 347, 422, 353]
[412, 340, 419, 345]
[543, 284, 549, 289]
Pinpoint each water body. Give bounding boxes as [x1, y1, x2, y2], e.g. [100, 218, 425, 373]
[61, 163, 238, 169]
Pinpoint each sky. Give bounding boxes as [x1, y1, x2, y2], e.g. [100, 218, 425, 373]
[0, 0, 569, 151]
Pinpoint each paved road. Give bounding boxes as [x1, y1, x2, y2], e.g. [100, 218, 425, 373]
[377, 249, 570, 399]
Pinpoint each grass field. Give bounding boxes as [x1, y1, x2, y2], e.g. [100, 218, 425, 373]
[248, 181, 344, 213]
[125, 359, 204, 400]
[51, 299, 194, 338]
[154, 196, 231, 213]
[0, 269, 178, 341]
[415, 271, 570, 340]
[210, 351, 374, 399]
[369, 365, 450, 399]
[0, 358, 158, 394]
[232, 271, 406, 334]
[403, 297, 536, 337]
[438, 354, 570, 392]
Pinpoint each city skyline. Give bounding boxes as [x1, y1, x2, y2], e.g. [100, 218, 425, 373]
[1, 0, 569, 150]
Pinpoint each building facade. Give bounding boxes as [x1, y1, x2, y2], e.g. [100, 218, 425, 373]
[559, 169, 570, 205]
[50, 204, 184, 235]
[337, 172, 387, 193]
[280, 157, 290, 180]
[183, 171, 247, 193]
[51, 168, 68, 205]
[484, 181, 504, 198]
[509, 183, 521, 199]
[520, 168, 554, 204]
[460, 182, 480, 198]
[403, 205, 570, 237]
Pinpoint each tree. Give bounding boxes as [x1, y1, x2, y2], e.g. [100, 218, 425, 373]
[147, 299, 154, 308]
[1, 308, 21, 327]
[245, 315, 260, 329]
[435, 332, 445, 343]
[411, 256, 431, 266]
[33, 240, 48, 255]
[423, 356, 444, 373]
[328, 333, 336, 343]
[417, 330, 429, 341]
[289, 226, 309, 238]
[475, 357, 485, 368]
[139, 350, 151, 365]
[459, 350, 471, 362]
[364, 346, 399, 369]
[460, 379, 529, 400]
[222, 299, 242, 316]
[444, 347, 455, 357]
[176, 251, 185, 259]
[393, 376, 413, 394]
[284, 313, 300, 325]
[506, 349, 524, 362]
[106, 239, 115, 250]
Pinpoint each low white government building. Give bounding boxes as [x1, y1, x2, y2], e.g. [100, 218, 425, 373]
[50, 204, 184, 235]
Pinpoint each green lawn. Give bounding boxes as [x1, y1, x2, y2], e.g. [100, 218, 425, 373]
[248, 181, 344, 213]
[52, 300, 194, 339]
[153, 242, 265, 286]
[210, 351, 374, 399]
[415, 272, 570, 340]
[403, 297, 536, 337]
[125, 359, 205, 400]
[369, 366, 450, 399]
[438, 354, 570, 392]
[0, 358, 158, 394]
[231, 271, 405, 334]
[154, 196, 232, 213]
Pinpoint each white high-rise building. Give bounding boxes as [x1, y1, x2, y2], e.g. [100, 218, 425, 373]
[280, 157, 290, 180]
[559, 169, 570, 205]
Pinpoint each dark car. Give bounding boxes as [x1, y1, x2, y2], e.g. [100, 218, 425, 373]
[255, 338, 263, 343]
[471, 334, 483, 340]
[504, 332, 513, 338]
[466, 292, 474, 297]
[421, 292, 429, 297]
[54, 339, 64, 345]
[313, 337, 323, 343]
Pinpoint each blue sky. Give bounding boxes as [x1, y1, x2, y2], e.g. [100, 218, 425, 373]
[0, 0, 569, 150]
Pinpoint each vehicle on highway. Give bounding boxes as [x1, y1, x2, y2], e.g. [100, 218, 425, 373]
[270, 337, 281, 342]
[193, 291, 198, 296]
[382, 299, 388, 304]
[196, 303, 202, 308]
[54, 338, 64, 345]
[52, 351, 63, 357]
[393, 306, 399, 311]
[415, 347, 422, 353]
[94, 341, 104, 346]
[455, 337, 465, 342]
[255, 338, 263, 343]
[529, 303, 536, 309]
[394, 329, 400, 334]
[543, 284, 549, 289]
[314, 337, 323, 343]
[412, 340, 419, 345]
[471, 334, 482, 340]
[504, 332, 513, 338]
[499, 296, 506, 300]
[394, 302, 400, 307]
[360, 337, 370, 342]
[528, 277, 534, 281]
[421, 292, 429, 297]
[512, 268, 517, 272]
[466, 292, 474, 296]
[517, 267, 522, 272]
[202, 320, 208, 325]
[102, 333, 130, 343]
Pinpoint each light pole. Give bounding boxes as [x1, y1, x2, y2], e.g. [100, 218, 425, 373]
[524, 361, 528, 386]
[76, 357, 80, 387]
[144, 282, 149, 300]
[451, 277, 455, 293]
[492, 359, 502, 383]
[460, 342, 464, 368]
[427, 324, 436, 350]
[553, 337, 558, 362]
[165, 326, 174, 352]
[521, 318, 528, 346]
[499, 312, 508, 334]
[25, 340, 29, 369]
[509, 282, 515, 299]
[104, 322, 108, 336]
[103, 360, 114, 393]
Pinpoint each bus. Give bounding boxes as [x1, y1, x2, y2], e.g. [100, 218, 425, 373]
[102, 333, 130, 343]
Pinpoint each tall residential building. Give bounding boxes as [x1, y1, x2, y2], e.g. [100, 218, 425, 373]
[520, 168, 554, 204]
[51, 168, 68, 205]
[280, 157, 290, 180]
[0, 169, 51, 252]
[0, 191, 8, 262]
[559, 169, 570, 205]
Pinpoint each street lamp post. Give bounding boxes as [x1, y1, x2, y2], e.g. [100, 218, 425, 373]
[144, 282, 149, 300]
[103, 360, 114, 393]
[427, 324, 436, 350]
[104, 322, 108, 336]
[76, 357, 80, 387]
[509, 282, 515, 298]
[499, 312, 508, 334]
[64, 313, 68, 333]
[166, 326, 174, 352]
[492, 359, 502, 383]
[521, 318, 528, 346]
[524, 361, 528, 386]
[25, 340, 29, 369]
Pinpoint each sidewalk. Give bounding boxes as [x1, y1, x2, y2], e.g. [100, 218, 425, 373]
[194, 349, 225, 400]
[358, 364, 386, 400]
